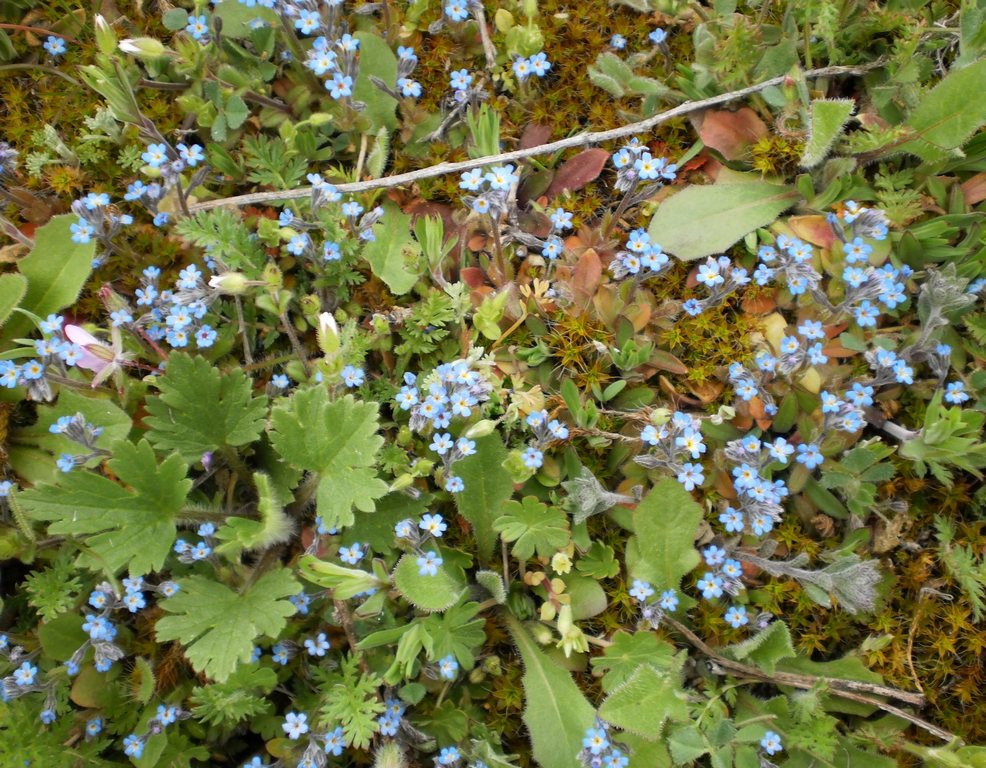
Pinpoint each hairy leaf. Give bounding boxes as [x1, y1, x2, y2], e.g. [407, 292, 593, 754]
[156, 568, 301, 682]
[270, 389, 388, 530]
[900, 58, 986, 161]
[3, 214, 94, 342]
[362, 201, 422, 295]
[505, 614, 595, 768]
[494, 496, 570, 561]
[144, 353, 267, 462]
[20, 439, 190, 574]
[801, 99, 855, 168]
[454, 434, 513, 561]
[599, 664, 689, 739]
[591, 630, 676, 692]
[648, 181, 798, 261]
[353, 32, 399, 131]
[393, 553, 464, 612]
[625, 479, 702, 595]
[0, 273, 27, 329]
[725, 620, 796, 674]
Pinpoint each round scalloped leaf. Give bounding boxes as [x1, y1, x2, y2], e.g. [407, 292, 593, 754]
[393, 554, 463, 613]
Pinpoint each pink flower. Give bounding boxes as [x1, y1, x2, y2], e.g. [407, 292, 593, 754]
[63, 325, 111, 374]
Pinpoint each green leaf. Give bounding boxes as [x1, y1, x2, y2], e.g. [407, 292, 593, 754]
[156, 568, 301, 682]
[625, 479, 702, 594]
[423, 601, 486, 669]
[224, 93, 250, 130]
[361, 201, 422, 295]
[3, 214, 94, 342]
[10, 388, 131, 481]
[318, 655, 386, 749]
[667, 725, 710, 765]
[454, 434, 514, 561]
[476, 570, 507, 604]
[392, 553, 464, 612]
[0, 273, 27, 328]
[725, 620, 796, 674]
[575, 541, 620, 579]
[564, 574, 608, 620]
[270, 389, 388, 530]
[648, 181, 798, 261]
[505, 614, 595, 768]
[161, 8, 189, 30]
[38, 613, 86, 661]
[144, 353, 267, 462]
[599, 664, 689, 740]
[190, 664, 277, 727]
[800, 99, 855, 168]
[216, 472, 294, 554]
[590, 630, 676, 692]
[353, 32, 399, 131]
[900, 59, 986, 161]
[19, 439, 191, 574]
[213, 1, 278, 38]
[494, 496, 570, 561]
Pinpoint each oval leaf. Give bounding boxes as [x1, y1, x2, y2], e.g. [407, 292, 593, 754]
[648, 182, 799, 262]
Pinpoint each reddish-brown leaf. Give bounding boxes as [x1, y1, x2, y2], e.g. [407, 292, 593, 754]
[961, 172, 986, 206]
[571, 248, 602, 310]
[545, 149, 610, 198]
[649, 349, 688, 376]
[459, 267, 487, 288]
[519, 123, 553, 149]
[695, 107, 769, 161]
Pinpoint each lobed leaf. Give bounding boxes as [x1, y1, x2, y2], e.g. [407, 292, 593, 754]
[19, 439, 190, 574]
[156, 568, 301, 682]
[144, 352, 268, 462]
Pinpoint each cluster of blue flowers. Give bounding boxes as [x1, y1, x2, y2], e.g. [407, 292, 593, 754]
[50, 412, 105, 472]
[521, 408, 570, 471]
[580, 722, 629, 768]
[123, 704, 185, 758]
[280, 710, 348, 764]
[628, 579, 678, 629]
[394, 512, 449, 576]
[174, 522, 219, 563]
[636, 410, 708, 491]
[611, 138, 677, 193]
[459, 163, 520, 218]
[122, 263, 219, 349]
[396, 357, 493, 482]
[377, 696, 407, 736]
[609, 228, 669, 280]
[681, 255, 751, 316]
[396, 45, 423, 98]
[512, 51, 552, 80]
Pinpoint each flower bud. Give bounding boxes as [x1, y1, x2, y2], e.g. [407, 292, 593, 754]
[94, 15, 117, 57]
[118, 38, 167, 59]
[465, 419, 497, 439]
[317, 312, 340, 358]
[208, 272, 250, 295]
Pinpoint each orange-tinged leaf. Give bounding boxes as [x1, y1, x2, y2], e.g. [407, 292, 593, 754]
[572, 248, 602, 310]
[695, 107, 769, 161]
[788, 215, 836, 249]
